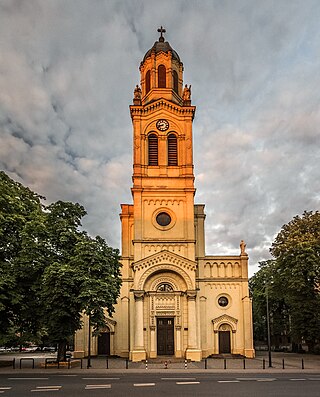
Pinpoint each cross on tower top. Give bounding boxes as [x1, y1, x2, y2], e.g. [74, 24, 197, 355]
[157, 26, 166, 42]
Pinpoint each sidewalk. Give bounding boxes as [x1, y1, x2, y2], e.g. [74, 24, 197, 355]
[1, 351, 320, 373]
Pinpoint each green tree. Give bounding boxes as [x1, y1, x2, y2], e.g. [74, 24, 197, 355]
[270, 211, 320, 352]
[0, 171, 44, 345]
[250, 260, 290, 348]
[0, 172, 122, 360]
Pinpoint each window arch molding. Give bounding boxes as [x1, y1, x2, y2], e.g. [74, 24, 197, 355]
[158, 64, 166, 88]
[145, 70, 151, 94]
[173, 70, 179, 94]
[167, 132, 178, 166]
[147, 132, 158, 166]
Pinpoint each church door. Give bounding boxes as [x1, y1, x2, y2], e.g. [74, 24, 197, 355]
[157, 318, 174, 355]
[219, 331, 231, 354]
[98, 329, 110, 355]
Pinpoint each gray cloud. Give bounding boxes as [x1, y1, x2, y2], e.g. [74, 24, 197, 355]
[1, 0, 319, 276]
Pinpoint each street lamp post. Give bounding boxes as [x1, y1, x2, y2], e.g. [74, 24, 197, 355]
[266, 287, 272, 367]
[87, 315, 91, 369]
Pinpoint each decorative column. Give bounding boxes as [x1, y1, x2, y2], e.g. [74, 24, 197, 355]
[131, 291, 146, 362]
[186, 290, 202, 361]
[150, 326, 156, 358]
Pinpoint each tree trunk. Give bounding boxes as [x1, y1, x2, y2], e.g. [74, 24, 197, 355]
[57, 341, 67, 362]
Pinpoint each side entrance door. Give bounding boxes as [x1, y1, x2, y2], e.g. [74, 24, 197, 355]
[157, 318, 174, 355]
[98, 330, 110, 355]
[219, 331, 231, 354]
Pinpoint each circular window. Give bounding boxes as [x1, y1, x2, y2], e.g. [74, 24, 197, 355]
[156, 212, 171, 227]
[218, 296, 229, 307]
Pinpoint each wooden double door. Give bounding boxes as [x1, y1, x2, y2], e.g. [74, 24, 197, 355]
[157, 318, 174, 355]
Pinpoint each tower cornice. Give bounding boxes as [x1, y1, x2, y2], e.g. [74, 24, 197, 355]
[130, 98, 196, 120]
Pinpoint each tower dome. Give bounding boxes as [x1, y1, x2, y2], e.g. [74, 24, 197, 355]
[142, 26, 180, 63]
[138, 27, 184, 106]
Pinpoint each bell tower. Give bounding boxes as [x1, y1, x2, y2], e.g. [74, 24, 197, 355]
[128, 27, 197, 264]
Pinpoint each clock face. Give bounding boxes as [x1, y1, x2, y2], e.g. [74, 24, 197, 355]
[156, 119, 169, 131]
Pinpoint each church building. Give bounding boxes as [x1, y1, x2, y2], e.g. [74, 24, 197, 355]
[74, 28, 255, 361]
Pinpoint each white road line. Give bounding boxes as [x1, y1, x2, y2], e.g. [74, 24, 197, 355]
[162, 378, 196, 380]
[133, 383, 156, 387]
[0, 388, 11, 390]
[8, 378, 49, 380]
[257, 379, 276, 382]
[236, 378, 265, 381]
[218, 380, 240, 383]
[176, 381, 200, 385]
[290, 378, 306, 381]
[85, 384, 111, 389]
[82, 377, 120, 380]
[308, 378, 320, 381]
[36, 386, 62, 389]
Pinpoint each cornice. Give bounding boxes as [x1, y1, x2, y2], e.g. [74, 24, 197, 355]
[130, 99, 195, 119]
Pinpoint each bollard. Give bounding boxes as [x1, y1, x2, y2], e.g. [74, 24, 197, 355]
[243, 359, 246, 369]
[145, 359, 148, 370]
[263, 358, 265, 369]
[68, 358, 71, 369]
[302, 358, 304, 370]
[184, 359, 187, 369]
[12, 358, 15, 370]
[205, 358, 207, 369]
[164, 360, 168, 369]
[282, 358, 285, 369]
[224, 358, 227, 369]
[126, 358, 128, 369]
[106, 358, 109, 369]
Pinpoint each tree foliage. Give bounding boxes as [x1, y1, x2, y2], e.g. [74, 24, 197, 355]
[0, 171, 122, 359]
[250, 211, 320, 352]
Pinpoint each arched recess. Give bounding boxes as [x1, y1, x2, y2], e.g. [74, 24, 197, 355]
[212, 314, 238, 355]
[146, 70, 151, 94]
[138, 264, 193, 291]
[158, 64, 166, 88]
[173, 70, 179, 94]
[97, 318, 116, 356]
[167, 133, 178, 166]
[148, 133, 158, 165]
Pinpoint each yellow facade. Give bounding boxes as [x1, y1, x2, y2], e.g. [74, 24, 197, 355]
[74, 29, 255, 361]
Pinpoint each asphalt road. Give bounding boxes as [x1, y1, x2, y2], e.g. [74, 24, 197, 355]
[1, 372, 320, 396]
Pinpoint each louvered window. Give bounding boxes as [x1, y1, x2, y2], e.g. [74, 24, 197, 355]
[173, 70, 178, 94]
[146, 70, 151, 94]
[148, 134, 158, 165]
[158, 65, 166, 88]
[168, 134, 178, 166]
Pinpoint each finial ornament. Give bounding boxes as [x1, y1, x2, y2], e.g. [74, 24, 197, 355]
[157, 26, 166, 42]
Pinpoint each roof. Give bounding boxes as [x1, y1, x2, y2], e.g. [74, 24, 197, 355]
[142, 36, 181, 63]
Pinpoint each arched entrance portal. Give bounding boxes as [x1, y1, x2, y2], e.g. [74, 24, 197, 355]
[98, 327, 110, 355]
[218, 324, 231, 354]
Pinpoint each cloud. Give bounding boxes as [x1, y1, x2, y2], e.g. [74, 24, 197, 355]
[1, 0, 319, 276]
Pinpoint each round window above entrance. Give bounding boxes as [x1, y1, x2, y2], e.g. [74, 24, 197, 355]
[156, 212, 171, 226]
[218, 296, 229, 307]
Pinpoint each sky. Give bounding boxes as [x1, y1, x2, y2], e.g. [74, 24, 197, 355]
[1, 0, 319, 277]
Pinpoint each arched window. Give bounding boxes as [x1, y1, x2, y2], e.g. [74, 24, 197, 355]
[168, 133, 178, 166]
[158, 65, 166, 88]
[173, 70, 178, 94]
[148, 134, 158, 165]
[157, 283, 174, 292]
[146, 70, 151, 94]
